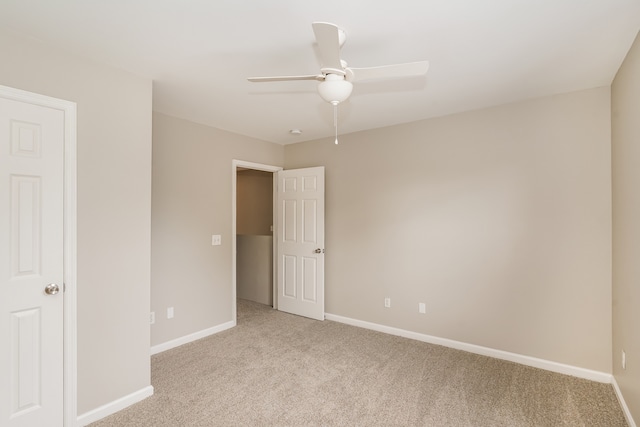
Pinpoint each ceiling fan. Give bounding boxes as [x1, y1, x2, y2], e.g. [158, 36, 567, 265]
[247, 22, 429, 143]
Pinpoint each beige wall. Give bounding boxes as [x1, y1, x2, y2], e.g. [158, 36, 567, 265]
[285, 87, 612, 372]
[237, 169, 273, 235]
[612, 31, 640, 422]
[237, 235, 273, 306]
[0, 30, 152, 414]
[151, 113, 283, 346]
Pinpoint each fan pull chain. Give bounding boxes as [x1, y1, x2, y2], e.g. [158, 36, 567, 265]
[333, 101, 339, 145]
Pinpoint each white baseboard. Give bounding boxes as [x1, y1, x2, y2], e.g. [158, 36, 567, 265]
[76, 385, 154, 426]
[151, 320, 236, 355]
[612, 376, 637, 427]
[325, 313, 612, 384]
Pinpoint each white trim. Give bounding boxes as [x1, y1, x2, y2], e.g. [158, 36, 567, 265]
[150, 321, 235, 355]
[612, 376, 637, 427]
[325, 313, 613, 384]
[231, 160, 282, 319]
[62, 94, 78, 427]
[271, 172, 278, 310]
[76, 385, 154, 426]
[0, 85, 78, 427]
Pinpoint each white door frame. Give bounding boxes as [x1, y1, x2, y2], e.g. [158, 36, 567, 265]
[231, 160, 282, 320]
[0, 85, 77, 426]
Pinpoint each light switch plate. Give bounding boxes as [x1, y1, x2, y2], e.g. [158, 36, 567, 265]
[212, 234, 222, 246]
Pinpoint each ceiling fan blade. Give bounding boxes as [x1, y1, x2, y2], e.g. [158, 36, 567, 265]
[347, 61, 429, 82]
[247, 74, 324, 82]
[312, 22, 345, 75]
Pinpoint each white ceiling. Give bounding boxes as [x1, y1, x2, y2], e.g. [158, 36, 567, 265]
[1, 0, 639, 144]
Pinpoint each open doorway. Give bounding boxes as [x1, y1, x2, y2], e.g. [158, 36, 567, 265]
[237, 168, 273, 305]
[231, 160, 282, 321]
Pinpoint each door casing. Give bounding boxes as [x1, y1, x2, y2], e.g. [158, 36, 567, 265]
[231, 160, 282, 320]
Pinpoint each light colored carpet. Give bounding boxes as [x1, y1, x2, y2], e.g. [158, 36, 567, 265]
[91, 299, 627, 426]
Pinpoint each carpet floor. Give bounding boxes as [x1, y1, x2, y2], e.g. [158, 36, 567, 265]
[91, 299, 627, 426]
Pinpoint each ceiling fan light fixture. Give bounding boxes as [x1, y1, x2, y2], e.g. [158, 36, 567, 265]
[317, 74, 353, 104]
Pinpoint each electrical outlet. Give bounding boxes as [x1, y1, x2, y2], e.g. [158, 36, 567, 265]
[384, 298, 391, 308]
[150, 311, 155, 325]
[622, 350, 626, 370]
[167, 307, 174, 319]
[419, 303, 426, 314]
[211, 235, 222, 246]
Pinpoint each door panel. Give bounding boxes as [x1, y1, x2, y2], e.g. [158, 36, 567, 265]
[283, 255, 296, 298]
[283, 199, 296, 242]
[276, 167, 324, 320]
[12, 176, 42, 276]
[11, 308, 42, 415]
[302, 257, 317, 302]
[1, 97, 64, 427]
[302, 200, 317, 243]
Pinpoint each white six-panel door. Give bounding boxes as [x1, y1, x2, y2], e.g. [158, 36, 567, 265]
[0, 96, 65, 426]
[276, 167, 325, 321]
